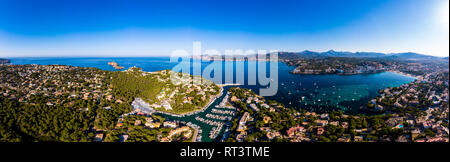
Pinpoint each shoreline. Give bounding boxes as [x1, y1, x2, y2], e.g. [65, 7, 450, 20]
[217, 83, 241, 87]
[387, 70, 419, 79]
[288, 69, 420, 79]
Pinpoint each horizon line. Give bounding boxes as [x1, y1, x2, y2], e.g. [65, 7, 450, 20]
[1, 50, 447, 58]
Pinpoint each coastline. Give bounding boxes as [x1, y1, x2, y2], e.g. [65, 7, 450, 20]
[289, 68, 420, 80]
[217, 83, 241, 87]
[8, 58, 422, 114]
[387, 70, 419, 79]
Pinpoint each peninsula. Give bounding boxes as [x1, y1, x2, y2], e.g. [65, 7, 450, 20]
[112, 67, 221, 115]
[0, 65, 220, 142]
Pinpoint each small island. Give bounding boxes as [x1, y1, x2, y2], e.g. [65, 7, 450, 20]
[108, 61, 124, 70]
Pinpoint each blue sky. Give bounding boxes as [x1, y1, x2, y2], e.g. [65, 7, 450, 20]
[0, 0, 448, 57]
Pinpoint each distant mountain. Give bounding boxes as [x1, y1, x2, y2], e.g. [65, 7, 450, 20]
[385, 52, 440, 60]
[278, 50, 386, 59]
[0, 58, 10, 64]
[277, 50, 441, 60]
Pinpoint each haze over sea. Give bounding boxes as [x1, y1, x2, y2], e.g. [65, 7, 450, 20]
[9, 57, 416, 114]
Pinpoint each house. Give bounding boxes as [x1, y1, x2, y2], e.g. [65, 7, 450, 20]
[249, 104, 260, 112]
[320, 114, 329, 120]
[94, 133, 104, 142]
[161, 101, 172, 110]
[287, 126, 304, 138]
[375, 105, 384, 111]
[119, 134, 129, 142]
[236, 131, 247, 142]
[163, 121, 177, 128]
[354, 136, 364, 142]
[230, 96, 239, 102]
[370, 99, 377, 105]
[260, 127, 271, 132]
[134, 120, 142, 126]
[246, 97, 253, 104]
[269, 107, 276, 112]
[408, 100, 419, 106]
[148, 122, 161, 128]
[316, 120, 328, 126]
[115, 99, 123, 103]
[422, 121, 432, 129]
[317, 127, 325, 135]
[329, 121, 339, 126]
[266, 131, 281, 140]
[394, 124, 404, 129]
[263, 116, 272, 124]
[260, 103, 270, 109]
[337, 137, 350, 142]
[406, 120, 414, 125]
[341, 122, 349, 129]
[116, 122, 124, 128]
[396, 135, 408, 142]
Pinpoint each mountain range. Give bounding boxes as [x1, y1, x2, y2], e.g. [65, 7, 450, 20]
[276, 50, 445, 60]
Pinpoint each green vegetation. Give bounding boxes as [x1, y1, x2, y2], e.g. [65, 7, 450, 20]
[0, 65, 220, 142]
[110, 67, 165, 103]
[0, 95, 94, 142]
[110, 67, 220, 114]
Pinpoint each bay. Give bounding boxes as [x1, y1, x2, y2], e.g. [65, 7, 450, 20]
[8, 57, 416, 141]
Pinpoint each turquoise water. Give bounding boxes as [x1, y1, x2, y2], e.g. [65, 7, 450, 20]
[270, 63, 416, 114]
[8, 57, 416, 141]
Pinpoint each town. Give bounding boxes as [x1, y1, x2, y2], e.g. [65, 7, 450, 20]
[221, 84, 448, 142]
[0, 63, 217, 142]
[0, 58, 448, 142]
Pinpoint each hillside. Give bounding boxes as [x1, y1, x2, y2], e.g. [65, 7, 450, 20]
[110, 67, 221, 114]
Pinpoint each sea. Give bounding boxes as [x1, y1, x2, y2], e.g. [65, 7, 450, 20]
[8, 57, 416, 141]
